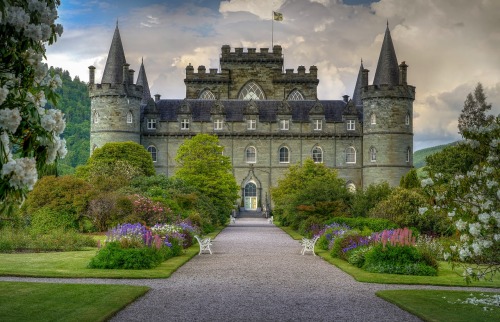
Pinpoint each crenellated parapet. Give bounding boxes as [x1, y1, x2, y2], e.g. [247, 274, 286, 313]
[220, 45, 283, 64]
[88, 83, 144, 99]
[184, 64, 230, 84]
[361, 84, 415, 100]
[273, 65, 319, 85]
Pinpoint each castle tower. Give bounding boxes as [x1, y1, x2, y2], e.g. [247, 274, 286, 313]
[361, 25, 415, 187]
[88, 23, 144, 153]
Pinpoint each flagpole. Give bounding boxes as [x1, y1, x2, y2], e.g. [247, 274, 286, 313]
[271, 11, 274, 48]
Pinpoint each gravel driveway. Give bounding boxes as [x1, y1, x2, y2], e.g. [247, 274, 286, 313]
[2, 217, 499, 321]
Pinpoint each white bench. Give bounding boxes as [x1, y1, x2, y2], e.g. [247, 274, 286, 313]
[268, 216, 273, 224]
[194, 235, 213, 255]
[229, 215, 236, 224]
[300, 236, 320, 256]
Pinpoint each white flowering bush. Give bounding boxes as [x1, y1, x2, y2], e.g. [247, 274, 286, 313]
[0, 0, 66, 210]
[421, 116, 500, 283]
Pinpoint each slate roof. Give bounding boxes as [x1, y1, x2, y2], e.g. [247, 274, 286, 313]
[351, 61, 364, 108]
[373, 25, 399, 86]
[136, 59, 151, 104]
[101, 24, 126, 84]
[146, 99, 360, 122]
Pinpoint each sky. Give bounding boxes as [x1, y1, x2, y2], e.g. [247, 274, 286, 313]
[45, 0, 500, 151]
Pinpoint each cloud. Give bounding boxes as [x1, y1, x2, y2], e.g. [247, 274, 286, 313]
[45, 0, 500, 150]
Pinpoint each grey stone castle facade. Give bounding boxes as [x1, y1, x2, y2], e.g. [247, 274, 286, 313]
[88, 23, 415, 211]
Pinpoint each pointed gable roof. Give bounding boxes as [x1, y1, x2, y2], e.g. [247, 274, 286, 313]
[136, 58, 151, 104]
[352, 60, 364, 107]
[101, 23, 126, 84]
[373, 24, 399, 86]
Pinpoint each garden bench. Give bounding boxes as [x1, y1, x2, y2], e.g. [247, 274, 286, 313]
[300, 236, 320, 256]
[194, 235, 213, 255]
[230, 215, 236, 224]
[268, 216, 273, 224]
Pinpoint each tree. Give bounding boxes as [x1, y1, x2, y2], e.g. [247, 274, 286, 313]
[0, 1, 65, 212]
[351, 182, 393, 217]
[174, 134, 238, 224]
[458, 83, 494, 136]
[400, 168, 420, 189]
[75, 141, 155, 190]
[424, 144, 477, 181]
[271, 159, 349, 229]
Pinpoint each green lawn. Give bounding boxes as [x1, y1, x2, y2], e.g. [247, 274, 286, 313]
[0, 281, 149, 322]
[376, 290, 500, 322]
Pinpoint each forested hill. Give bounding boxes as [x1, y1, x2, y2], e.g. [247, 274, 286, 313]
[413, 142, 459, 168]
[46, 68, 90, 174]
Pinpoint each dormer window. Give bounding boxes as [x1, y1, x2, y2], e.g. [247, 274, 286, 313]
[247, 119, 256, 130]
[181, 118, 189, 130]
[214, 119, 224, 130]
[280, 119, 290, 131]
[347, 120, 355, 131]
[313, 119, 322, 131]
[147, 118, 156, 130]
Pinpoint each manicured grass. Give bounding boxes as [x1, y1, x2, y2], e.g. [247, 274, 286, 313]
[0, 230, 221, 279]
[279, 225, 500, 288]
[376, 290, 500, 322]
[0, 281, 149, 322]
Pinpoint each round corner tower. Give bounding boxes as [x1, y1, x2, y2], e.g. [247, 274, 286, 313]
[361, 26, 415, 187]
[88, 24, 143, 154]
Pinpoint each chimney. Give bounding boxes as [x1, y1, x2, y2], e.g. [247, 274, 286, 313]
[399, 61, 408, 85]
[122, 63, 130, 84]
[342, 95, 349, 103]
[154, 94, 161, 102]
[362, 68, 369, 87]
[88, 66, 96, 84]
[128, 69, 135, 85]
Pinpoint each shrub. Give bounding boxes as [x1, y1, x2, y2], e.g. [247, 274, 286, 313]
[330, 232, 370, 260]
[347, 246, 372, 268]
[88, 242, 164, 269]
[30, 208, 78, 233]
[316, 223, 352, 250]
[326, 217, 398, 232]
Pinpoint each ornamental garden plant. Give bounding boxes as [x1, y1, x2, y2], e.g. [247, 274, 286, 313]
[88, 221, 199, 269]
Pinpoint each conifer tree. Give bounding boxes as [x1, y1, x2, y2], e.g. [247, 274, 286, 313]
[458, 83, 494, 136]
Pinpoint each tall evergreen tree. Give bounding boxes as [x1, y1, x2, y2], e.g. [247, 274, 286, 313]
[458, 83, 494, 137]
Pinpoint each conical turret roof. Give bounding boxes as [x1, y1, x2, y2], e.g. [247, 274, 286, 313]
[352, 60, 364, 107]
[101, 23, 126, 84]
[136, 58, 151, 104]
[373, 24, 399, 86]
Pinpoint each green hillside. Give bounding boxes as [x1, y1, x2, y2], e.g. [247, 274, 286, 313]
[413, 141, 460, 168]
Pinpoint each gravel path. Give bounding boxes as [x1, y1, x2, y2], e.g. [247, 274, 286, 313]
[2, 217, 499, 321]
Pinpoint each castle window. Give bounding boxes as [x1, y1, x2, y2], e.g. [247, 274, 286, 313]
[238, 81, 266, 100]
[279, 146, 290, 163]
[405, 113, 410, 125]
[370, 147, 377, 162]
[147, 146, 157, 162]
[246, 146, 256, 163]
[199, 90, 216, 100]
[287, 89, 304, 100]
[313, 119, 322, 131]
[370, 113, 376, 125]
[280, 119, 290, 130]
[181, 118, 190, 130]
[346, 146, 356, 164]
[247, 119, 256, 130]
[127, 111, 133, 124]
[214, 119, 224, 130]
[406, 147, 411, 163]
[93, 110, 99, 124]
[147, 118, 157, 130]
[347, 120, 355, 131]
[312, 146, 323, 163]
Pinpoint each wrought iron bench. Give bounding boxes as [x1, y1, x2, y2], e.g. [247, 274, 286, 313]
[230, 215, 236, 224]
[268, 216, 273, 224]
[194, 235, 213, 255]
[300, 236, 320, 256]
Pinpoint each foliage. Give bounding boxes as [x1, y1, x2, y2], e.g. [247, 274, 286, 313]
[400, 168, 420, 189]
[316, 223, 351, 250]
[413, 142, 458, 168]
[458, 83, 494, 136]
[126, 194, 171, 226]
[326, 217, 398, 232]
[350, 182, 393, 217]
[421, 114, 500, 282]
[424, 143, 477, 181]
[0, 227, 95, 253]
[174, 134, 238, 224]
[0, 0, 66, 210]
[29, 207, 77, 233]
[271, 159, 349, 228]
[330, 231, 369, 260]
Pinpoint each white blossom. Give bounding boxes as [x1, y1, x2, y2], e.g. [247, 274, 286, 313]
[418, 207, 428, 215]
[421, 178, 434, 188]
[456, 219, 467, 231]
[0, 85, 9, 105]
[443, 252, 450, 260]
[471, 242, 482, 255]
[5, 6, 30, 32]
[448, 210, 456, 218]
[40, 108, 66, 134]
[459, 247, 472, 261]
[478, 213, 490, 224]
[0, 108, 22, 133]
[1, 157, 38, 190]
[469, 222, 482, 237]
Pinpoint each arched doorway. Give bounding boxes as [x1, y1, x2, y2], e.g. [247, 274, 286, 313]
[244, 182, 258, 210]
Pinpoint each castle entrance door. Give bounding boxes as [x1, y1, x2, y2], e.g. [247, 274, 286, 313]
[244, 182, 257, 210]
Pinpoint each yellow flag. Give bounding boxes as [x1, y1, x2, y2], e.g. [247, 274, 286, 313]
[273, 11, 283, 21]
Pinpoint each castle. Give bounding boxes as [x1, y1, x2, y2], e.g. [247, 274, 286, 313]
[88, 23, 415, 211]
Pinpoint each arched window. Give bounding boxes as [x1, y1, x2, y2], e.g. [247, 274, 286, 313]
[370, 113, 376, 125]
[406, 147, 411, 163]
[93, 110, 99, 124]
[346, 182, 356, 193]
[246, 146, 256, 163]
[370, 147, 377, 162]
[238, 81, 266, 100]
[287, 89, 304, 100]
[127, 111, 133, 123]
[199, 89, 216, 100]
[147, 146, 157, 162]
[279, 146, 290, 163]
[405, 113, 410, 125]
[345, 146, 356, 164]
[312, 146, 323, 163]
